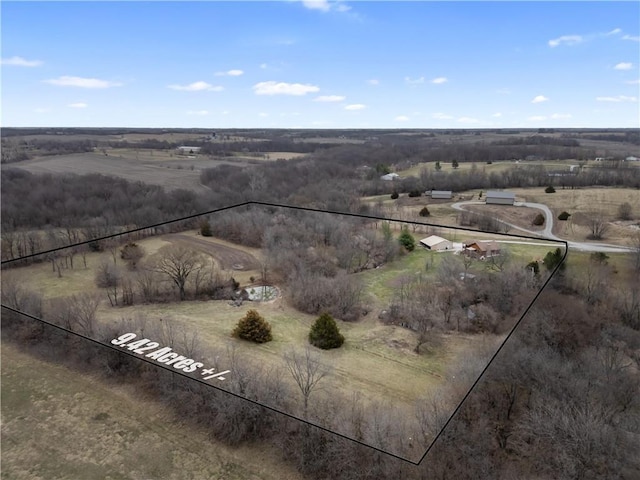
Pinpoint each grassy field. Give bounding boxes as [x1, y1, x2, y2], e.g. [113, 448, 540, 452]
[1, 342, 303, 480]
[510, 187, 640, 243]
[2, 153, 209, 193]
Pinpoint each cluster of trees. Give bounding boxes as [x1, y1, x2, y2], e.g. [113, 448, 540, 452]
[383, 252, 541, 353]
[234, 309, 344, 350]
[1, 169, 207, 235]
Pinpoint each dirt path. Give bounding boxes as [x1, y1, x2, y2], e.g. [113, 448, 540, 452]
[164, 233, 262, 271]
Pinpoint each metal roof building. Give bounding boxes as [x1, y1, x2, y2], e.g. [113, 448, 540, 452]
[485, 190, 515, 205]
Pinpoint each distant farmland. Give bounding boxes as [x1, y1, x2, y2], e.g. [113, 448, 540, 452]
[2, 153, 216, 193]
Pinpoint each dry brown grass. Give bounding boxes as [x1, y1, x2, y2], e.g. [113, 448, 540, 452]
[1, 342, 303, 480]
[511, 187, 640, 243]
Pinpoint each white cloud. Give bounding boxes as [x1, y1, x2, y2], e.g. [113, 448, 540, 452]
[44, 76, 123, 88]
[68, 102, 88, 108]
[551, 113, 572, 119]
[168, 81, 223, 92]
[345, 104, 365, 110]
[215, 69, 244, 76]
[187, 110, 209, 115]
[431, 77, 448, 84]
[614, 62, 633, 70]
[253, 81, 319, 96]
[314, 95, 345, 102]
[596, 95, 637, 102]
[548, 35, 583, 47]
[606, 28, 622, 36]
[492, 112, 502, 117]
[367, 79, 379, 86]
[528, 116, 547, 121]
[458, 117, 479, 124]
[34, 108, 50, 113]
[259, 112, 269, 117]
[405, 76, 425, 85]
[531, 95, 549, 103]
[394, 115, 410, 122]
[1, 56, 43, 67]
[299, 0, 351, 13]
[622, 35, 640, 42]
[260, 63, 268, 69]
[301, 0, 331, 12]
[626, 79, 640, 85]
[432, 112, 453, 120]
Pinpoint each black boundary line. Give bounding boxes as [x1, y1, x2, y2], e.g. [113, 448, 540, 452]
[0, 201, 568, 465]
[0, 303, 412, 463]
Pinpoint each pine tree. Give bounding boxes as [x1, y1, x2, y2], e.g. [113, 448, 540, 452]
[309, 313, 344, 350]
[233, 309, 272, 343]
[398, 227, 416, 251]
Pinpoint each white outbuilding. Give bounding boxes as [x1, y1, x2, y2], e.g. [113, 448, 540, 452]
[485, 190, 516, 205]
[420, 235, 453, 251]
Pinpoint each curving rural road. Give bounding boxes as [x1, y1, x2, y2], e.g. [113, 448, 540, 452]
[451, 201, 633, 253]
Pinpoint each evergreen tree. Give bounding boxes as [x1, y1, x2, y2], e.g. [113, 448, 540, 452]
[233, 309, 272, 343]
[309, 313, 344, 350]
[398, 228, 416, 251]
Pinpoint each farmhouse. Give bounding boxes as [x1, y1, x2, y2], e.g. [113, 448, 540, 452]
[381, 173, 400, 181]
[429, 190, 453, 200]
[177, 146, 201, 155]
[463, 240, 501, 259]
[485, 190, 515, 205]
[420, 235, 453, 251]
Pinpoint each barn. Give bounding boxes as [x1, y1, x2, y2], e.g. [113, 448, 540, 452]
[420, 235, 453, 251]
[430, 190, 453, 200]
[485, 191, 515, 205]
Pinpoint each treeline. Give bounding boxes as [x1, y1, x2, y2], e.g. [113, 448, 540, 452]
[492, 135, 580, 147]
[1, 138, 96, 163]
[1, 169, 207, 232]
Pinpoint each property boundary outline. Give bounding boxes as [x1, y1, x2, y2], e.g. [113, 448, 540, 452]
[1, 201, 569, 465]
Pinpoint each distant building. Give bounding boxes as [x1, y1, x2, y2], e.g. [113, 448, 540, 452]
[429, 190, 453, 200]
[177, 146, 201, 155]
[420, 235, 453, 251]
[380, 173, 400, 181]
[485, 190, 515, 205]
[626, 156, 639, 162]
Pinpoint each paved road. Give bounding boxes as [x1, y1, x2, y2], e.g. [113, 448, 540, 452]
[451, 201, 634, 254]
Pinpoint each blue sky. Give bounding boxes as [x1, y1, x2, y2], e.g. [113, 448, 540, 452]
[2, 1, 639, 128]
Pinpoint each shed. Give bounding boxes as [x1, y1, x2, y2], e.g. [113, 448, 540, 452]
[420, 235, 453, 251]
[485, 191, 515, 205]
[430, 190, 453, 200]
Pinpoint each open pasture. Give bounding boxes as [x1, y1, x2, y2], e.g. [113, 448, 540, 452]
[3, 153, 210, 193]
[1, 342, 302, 480]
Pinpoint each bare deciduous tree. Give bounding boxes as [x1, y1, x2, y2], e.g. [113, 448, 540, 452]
[586, 212, 610, 240]
[149, 245, 206, 300]
[284, 347, 330, 417]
